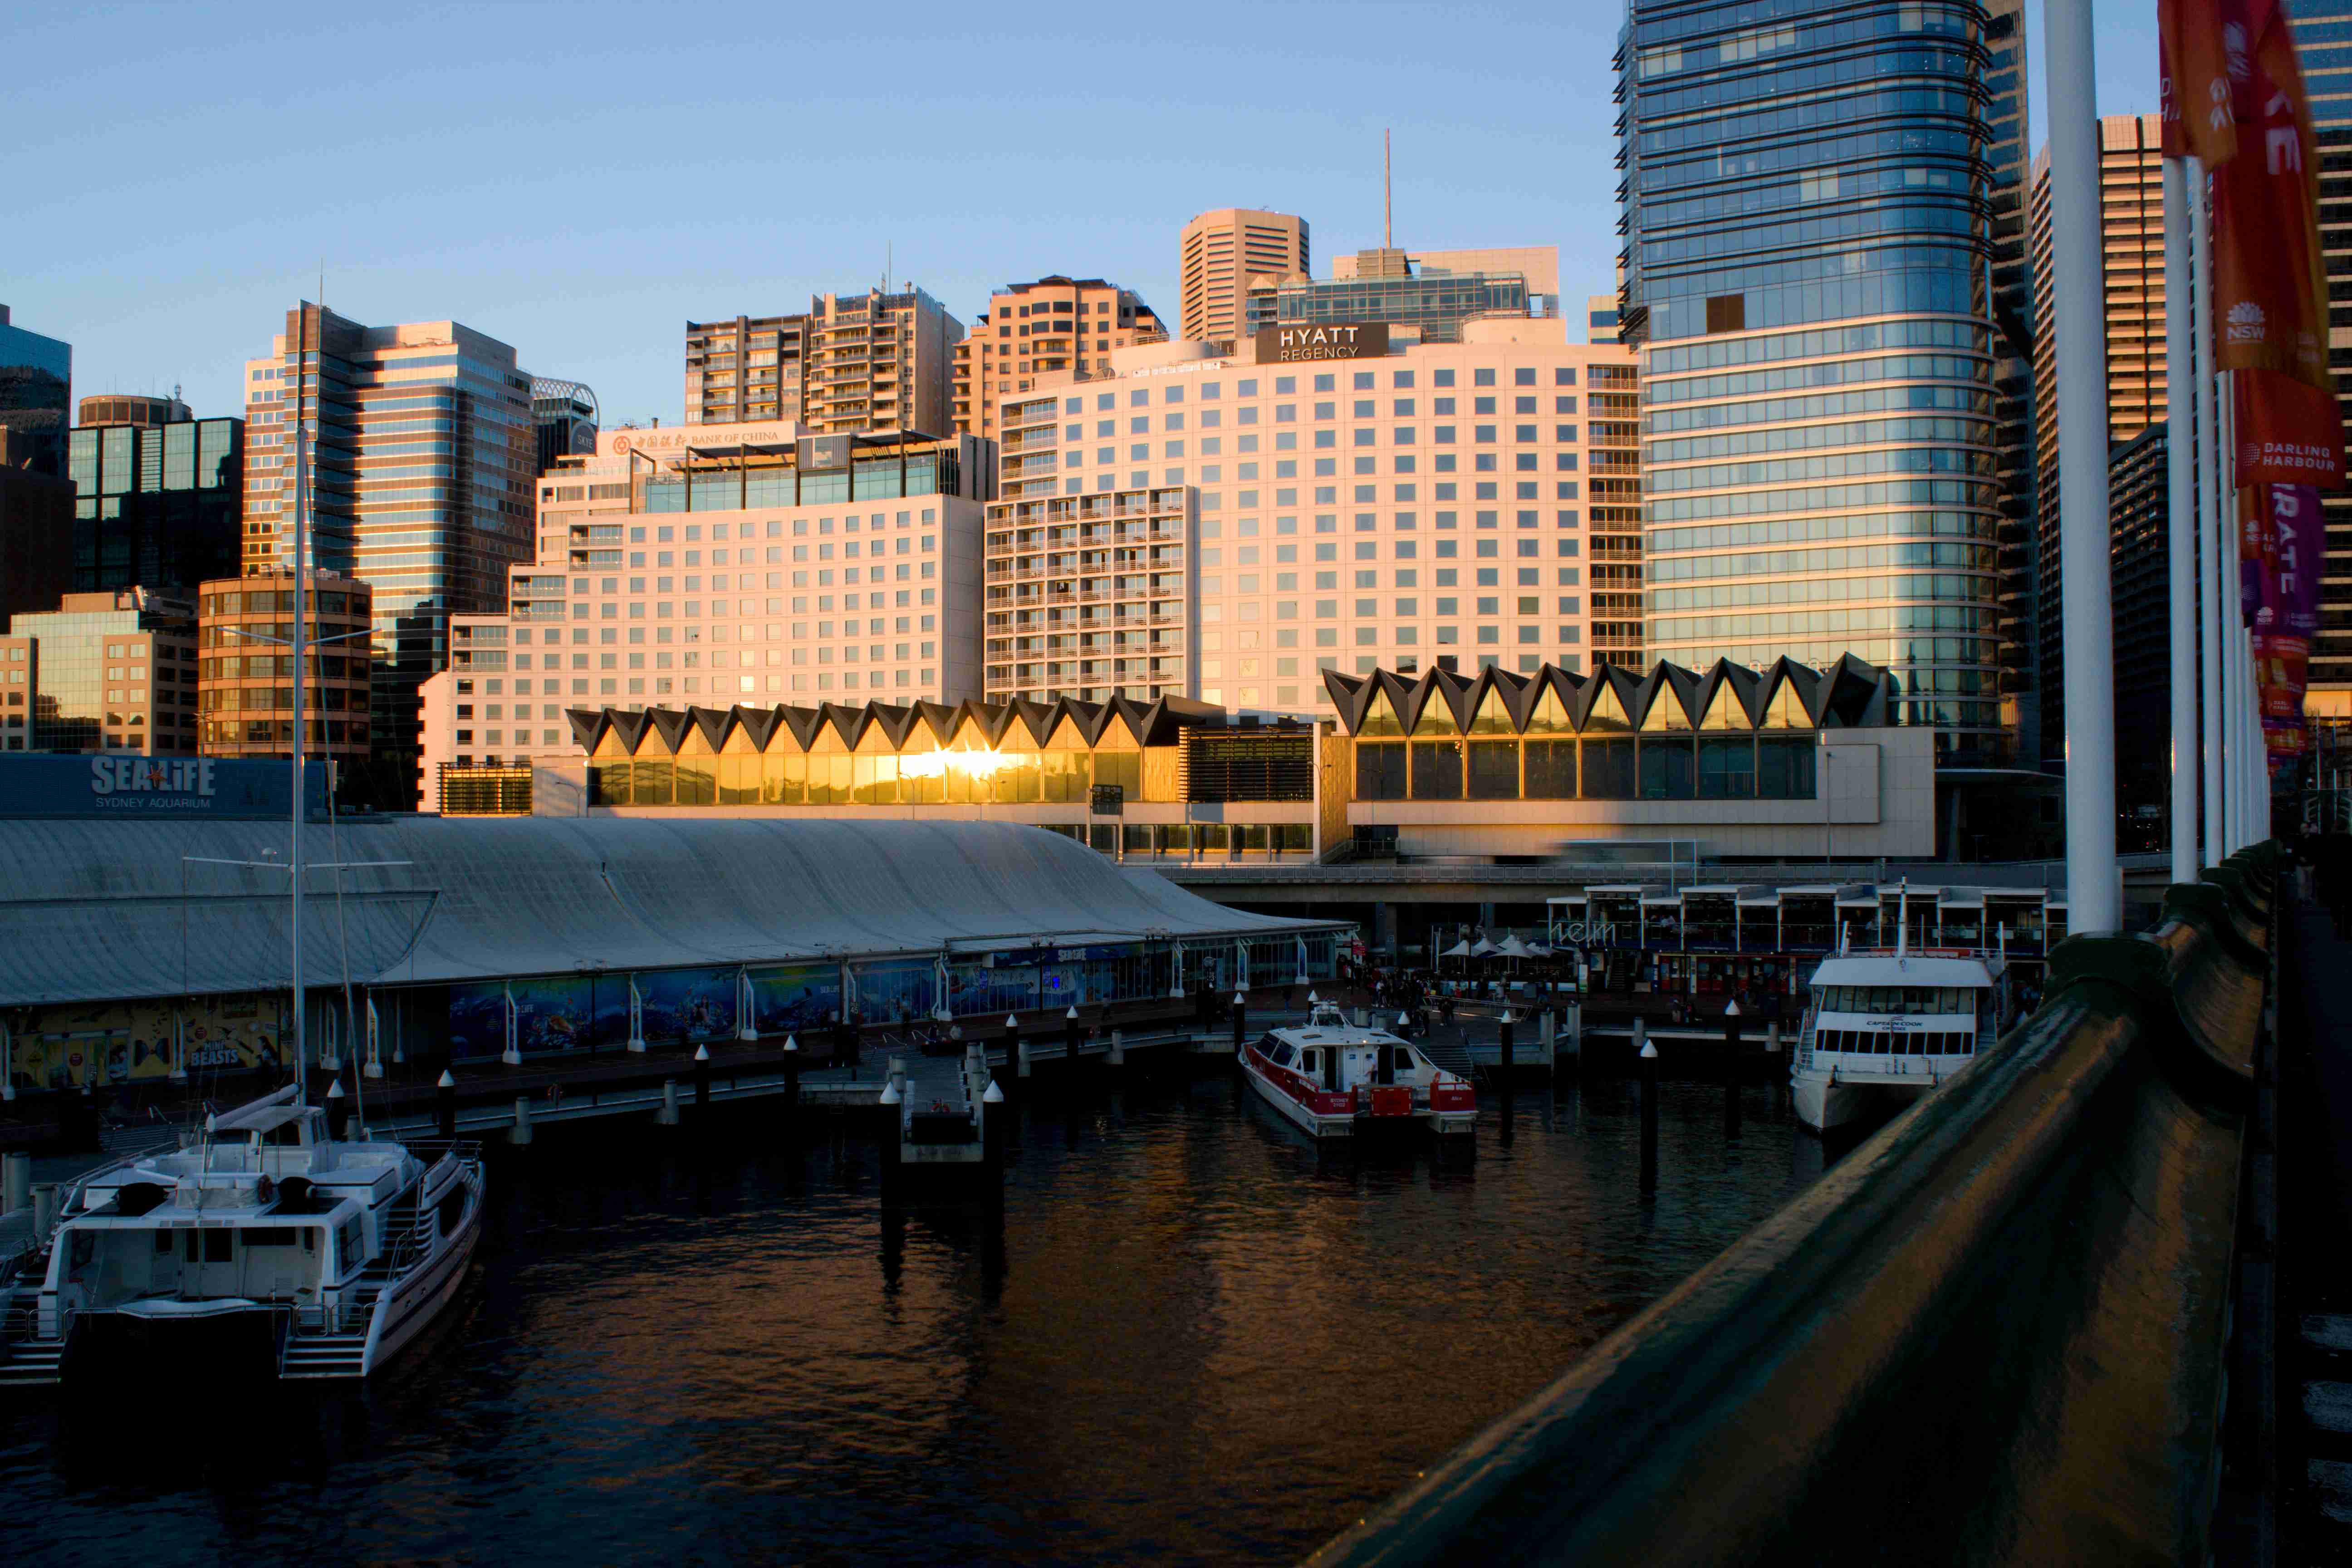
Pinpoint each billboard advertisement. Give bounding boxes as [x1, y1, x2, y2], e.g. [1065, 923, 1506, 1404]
[0, 756, 327, 820]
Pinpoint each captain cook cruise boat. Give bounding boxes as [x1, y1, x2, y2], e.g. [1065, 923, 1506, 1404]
[1790, 921, 2012, 1135]
[0, 1088, 484, 1385]
[1242, 1000, 1478, 1139]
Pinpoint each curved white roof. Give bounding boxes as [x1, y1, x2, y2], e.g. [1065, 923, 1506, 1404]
[0, 818, 1338, 1006]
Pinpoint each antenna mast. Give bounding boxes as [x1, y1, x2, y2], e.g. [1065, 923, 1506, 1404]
[1384, 128, 1393, 249]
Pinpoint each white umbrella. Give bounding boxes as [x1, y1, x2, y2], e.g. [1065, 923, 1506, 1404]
[1471, 938, 1500, 957]
[1495, 935, 1535, 959]
[1439, 939, 1474, 959]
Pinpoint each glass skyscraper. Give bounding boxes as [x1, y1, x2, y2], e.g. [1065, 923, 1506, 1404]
[242, 304, 536, 805]
[1619, 0, 2009, 764]
[66, 416, 244, 595]
[0, 304, 73, 476]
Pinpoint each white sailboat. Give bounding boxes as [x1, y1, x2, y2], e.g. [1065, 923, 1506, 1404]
[0, 409, 485, 1386]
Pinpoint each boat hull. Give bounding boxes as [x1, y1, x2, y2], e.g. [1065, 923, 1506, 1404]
[363, 1202, 482, 1375]
[1791, 1073, 1933, 1134]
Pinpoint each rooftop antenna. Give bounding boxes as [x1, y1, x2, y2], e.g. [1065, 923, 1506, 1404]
[1384, 127, 1393, 249]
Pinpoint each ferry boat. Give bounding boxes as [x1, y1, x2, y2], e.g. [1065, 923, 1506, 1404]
[0, 1087, 484, 1385]
[1789, 930, 2009, 1135]
[1241, 1000, 1478, 1139]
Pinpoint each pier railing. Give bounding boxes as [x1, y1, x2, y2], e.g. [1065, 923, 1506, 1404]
[1310, 843, 2279, 1568]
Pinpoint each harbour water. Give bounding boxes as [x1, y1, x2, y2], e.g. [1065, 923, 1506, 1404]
[1, 1068, 1831, 1565]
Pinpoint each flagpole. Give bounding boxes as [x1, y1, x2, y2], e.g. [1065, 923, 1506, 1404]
[2050, 0, 2120, 932]
[2195, 171, 2225, 866]
[2164, 156, 2199, 882]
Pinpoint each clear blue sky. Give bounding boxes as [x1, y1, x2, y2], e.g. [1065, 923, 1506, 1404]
[9, 0, 2157, 431]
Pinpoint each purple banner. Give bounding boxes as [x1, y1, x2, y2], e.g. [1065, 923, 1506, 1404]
[2263, 483, 2323, 641]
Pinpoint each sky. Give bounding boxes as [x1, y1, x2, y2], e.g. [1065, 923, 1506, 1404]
[9, 1, 2159, 431]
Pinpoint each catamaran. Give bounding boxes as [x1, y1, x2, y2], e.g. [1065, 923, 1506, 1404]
[1789, 887, 2012, 1135]
[1241, 999, 1478, 1139]
[0, 406, 485, 1387]
[0, 1088, 482, 1383]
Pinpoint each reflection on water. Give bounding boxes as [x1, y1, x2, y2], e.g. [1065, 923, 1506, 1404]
[3, 1070, 1830, 1566]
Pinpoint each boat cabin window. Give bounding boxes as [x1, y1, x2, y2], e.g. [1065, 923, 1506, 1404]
[186, 1229, 232, 1263]
[1815, 985, 1973, 1016]
[1299, 1049, 1319, 1076]
[1269, 1039, 1296, 1068]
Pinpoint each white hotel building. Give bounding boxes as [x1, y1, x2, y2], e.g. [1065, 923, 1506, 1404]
[416, 421, 991, 794]
[986, 316, 1640, 715]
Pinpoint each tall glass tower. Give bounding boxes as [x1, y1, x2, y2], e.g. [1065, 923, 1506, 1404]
[1619, 0, 2009, 764]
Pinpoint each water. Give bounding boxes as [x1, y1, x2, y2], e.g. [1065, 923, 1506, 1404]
[2, 1069, 1829, 1566]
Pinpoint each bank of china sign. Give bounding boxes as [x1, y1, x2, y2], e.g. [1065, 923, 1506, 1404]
[1254, 323, 1390, 364]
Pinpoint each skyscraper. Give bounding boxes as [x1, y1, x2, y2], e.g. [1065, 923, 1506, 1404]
[1178, 209, 1309, 343]
[2028, 114, 2168, 764]
[1619, 0, 2009, 764]
[0, 304, 72, 477]
[241, 304, 536, 804]
[2287, 0, 2352, 714]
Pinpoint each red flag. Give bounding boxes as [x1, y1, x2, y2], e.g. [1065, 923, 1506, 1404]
[2233, 368, 2347, 488]
[2213, 0, 2330, 388]
[2159, 0, 2240, 163]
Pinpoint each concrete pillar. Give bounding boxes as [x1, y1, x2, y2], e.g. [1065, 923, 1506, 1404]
[2, 1150, 29, 1214]
[436, 1070, 457, 1137]
[509, 1096, 534, 1147]
[1108, 1028, 1126, 1068]
[656, 1080, 680, 1126]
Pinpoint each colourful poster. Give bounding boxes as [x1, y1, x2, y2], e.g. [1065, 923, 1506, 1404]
[848, 960, 932, 1028]
[447, 976, 595, 1061]
[749, 963, 842, 1034]
[636, 967, 737, 1044]
[6, 994, 286, 1093]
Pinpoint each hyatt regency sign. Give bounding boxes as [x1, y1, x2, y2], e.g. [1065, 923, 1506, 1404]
[1254, 323, 1389, 364]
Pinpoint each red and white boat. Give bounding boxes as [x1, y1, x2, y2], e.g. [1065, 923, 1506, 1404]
[1241, 1001, 1477, 1138]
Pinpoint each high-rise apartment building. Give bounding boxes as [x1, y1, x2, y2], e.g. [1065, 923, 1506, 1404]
[981, 321, 1638, 712]
[1619, 0, 2009, 764]
[953, 276, 1166, 441]
[240, 304, 536, 804]
[2028, 115, 2167, 762]
[2285, 1, 2352, 709]
[5, 588, 198, 755]
[1178, 210, 1309, 343]
[0, 465, 74, 625]
[2106, 423, 2173, 826]
[686, 314, 809, 426]
[531, 379, 599, 477]
[1980, 0, 2040, 756]
[0, 304, 72, 477]
[65, 414, 244, 595]
[685, 287, 963, 440]
[196, 570, 374, 771]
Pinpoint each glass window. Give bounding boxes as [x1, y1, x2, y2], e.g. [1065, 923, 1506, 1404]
[1697, 737, 1756, 799]
[1466, 740, 1519, 799]
[1581, 737, 1634, 798]
[1409, 739, 1462, 799]
[1524, 738, 1577, 798]
[1356, 742, 1407, 799]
